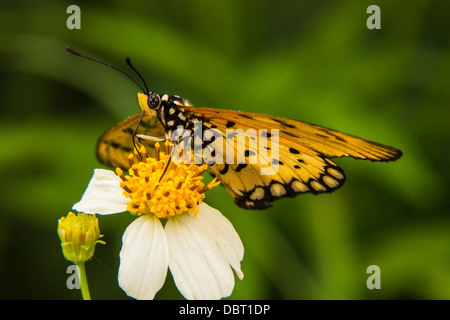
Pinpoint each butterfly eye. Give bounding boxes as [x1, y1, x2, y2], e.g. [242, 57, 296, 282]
[147, 92, 161, 109]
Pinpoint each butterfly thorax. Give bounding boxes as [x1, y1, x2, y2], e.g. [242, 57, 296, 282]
[157, 94, 193, 139]
[138, 92, 193, 141]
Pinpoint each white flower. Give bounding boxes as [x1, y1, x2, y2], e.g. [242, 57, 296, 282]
[72, 144, 244, 300]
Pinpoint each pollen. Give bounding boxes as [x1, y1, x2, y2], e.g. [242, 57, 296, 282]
[117, 142, 220, 219]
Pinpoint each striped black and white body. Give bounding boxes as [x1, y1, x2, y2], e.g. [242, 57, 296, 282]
[146, 92, 220, 156]
[156, 94, 192, 138]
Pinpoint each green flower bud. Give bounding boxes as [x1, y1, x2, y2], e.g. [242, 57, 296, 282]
[58, 212, 105, 263]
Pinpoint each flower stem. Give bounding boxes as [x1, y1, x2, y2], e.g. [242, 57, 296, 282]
[75, 262, 91, 300]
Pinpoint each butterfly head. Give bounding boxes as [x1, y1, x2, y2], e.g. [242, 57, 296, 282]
[138, 92, 161, 113]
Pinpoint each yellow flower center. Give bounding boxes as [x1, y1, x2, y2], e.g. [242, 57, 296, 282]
[116, 142, 219, 219]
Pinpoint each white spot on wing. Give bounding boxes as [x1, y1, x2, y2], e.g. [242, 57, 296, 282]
[250, 187, 265, 201]
[270, 183, 286, 197]
[323, 175, 339, 188]
[291, 180, 308, 193]
[311, 181, 326, 192]
[327, 168, 344, 180]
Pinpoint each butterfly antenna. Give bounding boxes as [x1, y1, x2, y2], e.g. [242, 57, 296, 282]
[126, 57, 150, 93]
[65, 47, 146, 93]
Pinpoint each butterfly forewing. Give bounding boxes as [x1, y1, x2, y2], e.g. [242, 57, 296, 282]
[187, 106, 402, 162]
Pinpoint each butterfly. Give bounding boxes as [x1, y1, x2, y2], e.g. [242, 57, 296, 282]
[67, 48, 403, 210]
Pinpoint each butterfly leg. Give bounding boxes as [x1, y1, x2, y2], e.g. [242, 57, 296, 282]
[131, 111, 146, 160]
[135, 134, 166, 142]
[157, 135, 187, 182]
[135, 131, 187, 184]
[158, 149, 174, 182]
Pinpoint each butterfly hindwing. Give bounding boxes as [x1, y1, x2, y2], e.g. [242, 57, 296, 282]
[97, 113, 165, 169]
[207, 141, 346, 209]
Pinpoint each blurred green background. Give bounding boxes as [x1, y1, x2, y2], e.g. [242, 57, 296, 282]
[0, 0, 449, 299]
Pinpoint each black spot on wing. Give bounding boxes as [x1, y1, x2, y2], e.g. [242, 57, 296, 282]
[235, 163, 247, 172]
[122, 127, 134, 134]
[271, 159, 283, 165]
[282, 130, 298, 138]
[318, 129, 347, 142]
[227, 132, 239, 139]
[105, 140, 132, 153]
[272, 118, 297, 129]
[219, 163, 229, 175]
[244, 150, 256, 157]
[225, 121, 236, 128]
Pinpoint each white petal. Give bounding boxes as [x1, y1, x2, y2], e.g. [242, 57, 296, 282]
[166, 203, 244, 300]
[194, 203, 244, 279]
[118, 215, 169, 300]
[72, 169, 128, 215]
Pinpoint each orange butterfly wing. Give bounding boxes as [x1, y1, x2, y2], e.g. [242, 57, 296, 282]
[183, 106, 402, 209]
[97, 113, 165, 169]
